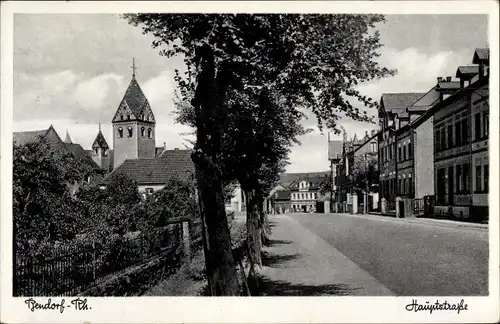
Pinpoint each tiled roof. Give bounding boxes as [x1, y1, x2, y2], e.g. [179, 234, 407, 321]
[473, 48, 489, 63]
[121, 77, 150, 119]
[278, 171, 330, 188]
[92, 130, 109, 149]
[328, 140, 343, 161]
[13, 129, 47, 146]
[272, 190, 291, 200]
[456, 66, 479, 77]
[381, 93, 426, 114]
[65, 143, 99, 168]
[106, 149, 195, 185]
[158, 149, 195, 173]
[289, 175, 328, 191]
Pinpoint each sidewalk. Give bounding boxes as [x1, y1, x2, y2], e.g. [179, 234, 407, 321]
[353, 212, 488, 230]
[257, 215, 393, 296]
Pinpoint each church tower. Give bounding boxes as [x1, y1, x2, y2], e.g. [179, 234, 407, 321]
[112, 59, 156, 169]
[91, 123, 111, 171]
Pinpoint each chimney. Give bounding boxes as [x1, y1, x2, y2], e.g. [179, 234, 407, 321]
[479, 63, 485, 78]
[446, 76, 451, 82]
[163, 142, 166, 150]
[437, 77, 443, 83]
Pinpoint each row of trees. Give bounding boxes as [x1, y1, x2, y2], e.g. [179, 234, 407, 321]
[125, 14, 395, 295]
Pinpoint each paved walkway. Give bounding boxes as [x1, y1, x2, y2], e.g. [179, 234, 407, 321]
[258, 214, 394, 296]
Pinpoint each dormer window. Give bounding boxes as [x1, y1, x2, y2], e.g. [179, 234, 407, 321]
[127, 126, 133, 137]
[141, 127, 145, 137]
[148, 128, 152, 138]
[118, 127, 123, 138]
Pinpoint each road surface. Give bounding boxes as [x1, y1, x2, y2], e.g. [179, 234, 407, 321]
[274, 212, 488, 296]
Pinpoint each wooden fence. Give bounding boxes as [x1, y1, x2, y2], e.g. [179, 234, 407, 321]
[14, 224, 182, 297]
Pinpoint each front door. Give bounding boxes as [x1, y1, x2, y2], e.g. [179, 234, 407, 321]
[448, 166, 454, 205]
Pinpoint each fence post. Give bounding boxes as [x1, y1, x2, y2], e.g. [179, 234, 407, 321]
[92, 240, 96, 281]
[182, 221, 191, 260]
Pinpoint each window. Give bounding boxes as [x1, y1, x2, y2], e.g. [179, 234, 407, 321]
[403, 145, 407, 161]
[436, 129, 441, 151]
[380, 149, 384, 163]
[475, 113, 481, 140]
[463, 164, 470, 192]
[484, 112, 489, 137]
[484, 164, 489, 192]
[118, 127, 123, 138]
[455, 121, 462, 146]
[127, 114, 130, 120]
[402, 179, 406, 194]
[475, 164, 482, 192]
[399, 179, 402, 195]
[408, 142, 413, 158]
[389, 144, 393, 160]
[398, 146, 402, 161]
[456, 165, 462, 192]
[461, 118, 468, 144]
[146, 188, 154, 195]
[127, 126, 133, 137]
[103, 149, 108, 157]
[148, 128, 152, 138]
[447, 124, 453, 148]
[141, 127, 145, 137]
[120, 114, 124, 121]
[440, 127, 446, 150]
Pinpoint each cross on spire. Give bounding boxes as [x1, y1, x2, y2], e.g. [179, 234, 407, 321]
[131, 58, 137, 78]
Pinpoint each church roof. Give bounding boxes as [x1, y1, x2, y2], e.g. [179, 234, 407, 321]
[104, 149, 195, 185]
[116, 77, 153, 121]
[92, 130, 109, 149]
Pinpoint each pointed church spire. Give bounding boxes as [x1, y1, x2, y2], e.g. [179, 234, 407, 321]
[64, 129, 73, 144]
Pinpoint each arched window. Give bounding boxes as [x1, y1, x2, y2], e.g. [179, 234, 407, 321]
[94, 147, 99, 155]
[127, 126, 133, 137]
[118, 127, 123, 138]
[148, 128, 152, 138]
[141, 127, 145, 137]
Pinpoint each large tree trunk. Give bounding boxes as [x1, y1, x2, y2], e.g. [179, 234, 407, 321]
[245, 189, 262, 268]
[193, 152, 240, 296]
[256, 193, 270, 247]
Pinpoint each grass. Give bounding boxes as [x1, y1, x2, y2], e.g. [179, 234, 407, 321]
[144, 218, 248, 296]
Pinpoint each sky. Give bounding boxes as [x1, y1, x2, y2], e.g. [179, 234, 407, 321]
[13, 14, 488, 173]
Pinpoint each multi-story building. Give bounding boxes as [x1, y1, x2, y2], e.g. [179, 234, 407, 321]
[336, 130, 379, 213]
[289, 176, 328, 213]
[378, 93, 425, 206]
[430, 48, 489, 221]
[394, 77, 460, 201]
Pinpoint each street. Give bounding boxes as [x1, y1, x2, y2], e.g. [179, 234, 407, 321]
[261, 213, 488, 296]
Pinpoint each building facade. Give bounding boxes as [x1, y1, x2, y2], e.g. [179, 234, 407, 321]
[431, 49, 489, 221]
[289, 176, 327, 212]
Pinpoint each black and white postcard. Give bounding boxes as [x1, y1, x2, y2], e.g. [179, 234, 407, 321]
[1, 1, 499, 323]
